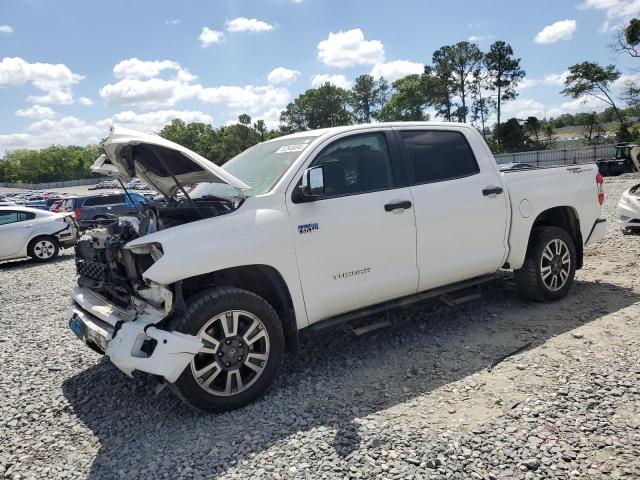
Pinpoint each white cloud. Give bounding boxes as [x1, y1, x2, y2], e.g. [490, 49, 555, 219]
[78, 96, 94, 106]
[199, 27, 224, 46]
[547, 96, 603, 117]
[579, 0, 640, 19]
[256, 107, 283, 129]
[97, 110, 213, 132]
[501, 98, 547, 118]
[99, 77, 201, 107]
[165, 18, 181, 25]
[15, 104, 55, 119]
[317, 28, 385, 68]
[370, 60, 423, 82]
[198, 85, 290, 112]
[543, 71, 570, 86]
[267, 67, 301, 85]
[0, 57, 83, 105]
[113, 58, 193, 80]
[226, 17, 274, 33]
[28, 89, 74, 105]
[518, 71, 570, 90]
[0, 110, 214, 152]
[100, 58, 290, 112]
[0, 25, 13, 33]
[517, 77, 542, 90]
[311, 74, 352, 89]
[499, 95, 603, 121]
[535, 19, 577, 44]
[9, 116, 103, 149]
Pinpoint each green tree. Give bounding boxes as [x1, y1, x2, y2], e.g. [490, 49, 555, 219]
[484, 41, 525, 145]
[470, 69, 495, 137]
[524, 116, 543, 147]
[0, 144, 102, 183]
[582, 112, 605, 145]
[160, 119, 220, 162]
[422, 65, 453, 121]
[448, 41, 484, 122]
[349, 74, 389, 123]
[542, 122, 556, 148]
[495, 118, 526, 152]
[253, 119, 268, 142]
[561, 61, 629, 139]
[280, 83, 353, 133]
[612, 18, 640, 58]
[378, 74, 430, 121]
[431, 46, 456, 121]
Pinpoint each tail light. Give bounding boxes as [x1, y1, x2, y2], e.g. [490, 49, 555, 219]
[596, 173, 604, 206]
[74, 209, 81, 219]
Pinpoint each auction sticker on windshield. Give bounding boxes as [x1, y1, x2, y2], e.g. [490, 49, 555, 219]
[276, 144, 309, 154]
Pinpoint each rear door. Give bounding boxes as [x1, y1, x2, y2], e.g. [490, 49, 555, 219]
[286, 130, 419, 324]
[0, 211, 37, 258]
[395, 128, 509, 291]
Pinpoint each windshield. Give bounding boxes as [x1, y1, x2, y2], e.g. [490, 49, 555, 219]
[190, 136, 318, 199]
[616, 147, 630, 159]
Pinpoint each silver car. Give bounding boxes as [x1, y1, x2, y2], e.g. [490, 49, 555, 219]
[0, 206, 78, 262]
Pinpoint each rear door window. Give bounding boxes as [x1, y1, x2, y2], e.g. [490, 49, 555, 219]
[400, 130, 480, 185]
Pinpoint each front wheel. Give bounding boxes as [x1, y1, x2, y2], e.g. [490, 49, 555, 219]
[172, 287, 284, 412]
[514, 226, 576, 302]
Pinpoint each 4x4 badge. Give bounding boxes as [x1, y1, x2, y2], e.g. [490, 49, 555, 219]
[298, 223, 319, 234]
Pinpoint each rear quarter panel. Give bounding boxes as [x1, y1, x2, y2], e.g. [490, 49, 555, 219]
[503, 164, 601, 269]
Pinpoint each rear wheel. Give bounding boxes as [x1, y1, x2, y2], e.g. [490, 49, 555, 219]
[172, 287, 284, 412]
[514, 226, 576, 302]
[27, 236, 59, 262]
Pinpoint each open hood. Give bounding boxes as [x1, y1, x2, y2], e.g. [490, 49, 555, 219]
[100, 126, 251, 198]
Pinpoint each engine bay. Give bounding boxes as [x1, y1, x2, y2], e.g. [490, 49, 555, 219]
[74, 196, 239, 308]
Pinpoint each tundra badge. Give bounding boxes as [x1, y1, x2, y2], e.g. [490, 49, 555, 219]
[298, 223, 319, 234]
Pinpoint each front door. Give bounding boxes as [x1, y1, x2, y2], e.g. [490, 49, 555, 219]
[286, 131, 419, 324]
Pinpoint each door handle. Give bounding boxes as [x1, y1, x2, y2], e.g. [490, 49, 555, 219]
[384, 200, 412, 212]
[20, 224, 35, 228]
[482, 186, 504, 196]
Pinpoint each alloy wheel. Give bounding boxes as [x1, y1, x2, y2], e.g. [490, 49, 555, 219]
[33, 240, 55, 259]
[190, 310, 270, 396]
[540, 238, 571, 291]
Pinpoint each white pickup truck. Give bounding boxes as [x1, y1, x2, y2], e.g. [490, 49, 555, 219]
[69, 123, 607, 411]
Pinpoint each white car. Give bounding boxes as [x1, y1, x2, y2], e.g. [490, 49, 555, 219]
[617, 182, 640, 233]
[69, 124, 607, 411]
[0, 206, 78, 262]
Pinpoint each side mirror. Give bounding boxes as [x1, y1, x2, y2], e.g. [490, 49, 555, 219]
[300, 166, 325, 198]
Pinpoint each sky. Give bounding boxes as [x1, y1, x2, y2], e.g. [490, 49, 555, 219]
[1, 0, 640, 153]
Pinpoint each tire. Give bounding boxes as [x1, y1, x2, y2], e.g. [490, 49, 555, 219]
[27, 236, 59, 262]
[172, 287, 285, 412]
[514, 226, 576, 302]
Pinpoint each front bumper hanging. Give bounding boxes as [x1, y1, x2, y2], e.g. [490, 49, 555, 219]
[67, 286, 202, 383]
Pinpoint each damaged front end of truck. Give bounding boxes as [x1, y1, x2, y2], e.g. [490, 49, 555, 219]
[68, 126, 251, 383]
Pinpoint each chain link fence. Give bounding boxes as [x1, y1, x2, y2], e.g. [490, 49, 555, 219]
[494, 144, 616, 167]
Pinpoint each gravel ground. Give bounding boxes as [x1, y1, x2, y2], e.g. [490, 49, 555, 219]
[1, 174, 639, 480]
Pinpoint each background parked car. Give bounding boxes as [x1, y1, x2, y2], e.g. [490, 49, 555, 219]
[0, 206, 78, 262]
[60, 191, 151, 227]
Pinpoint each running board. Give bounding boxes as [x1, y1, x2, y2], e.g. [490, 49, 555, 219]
[440, 287, 482, 306]
[305, 274, 495, 334]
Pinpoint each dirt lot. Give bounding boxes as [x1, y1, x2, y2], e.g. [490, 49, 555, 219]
[1, 175, 639, 480]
